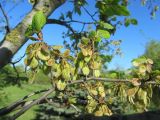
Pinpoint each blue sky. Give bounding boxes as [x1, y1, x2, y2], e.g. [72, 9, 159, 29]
[0, 0, 160, 70]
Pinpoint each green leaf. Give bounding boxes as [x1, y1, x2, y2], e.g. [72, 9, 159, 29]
[91, 90, 98, 96]
[89, 31, 96, 38]
[29, 57, 38, 69]
[62, 69, 70, 80]
[52, 45, 63, 50]
[36, 51, 50, 61]
[116, 5, 130, 16]
[91, 61, 100, 69]
[139, 65, 146, 73]
[42, 65, 51, 75]
[82, 66, 90, 75]
[97, 29, 110, 39]
[79, 61, 84, 69]
[94, 70, 100, 77]
[124, 18, 130, 27]
[24, 58, 31, 66]
[66, 11, 72, 19]
[147, 59, 153, 64]
[74, 7, 81, 15]
[97, 2, 130, 18]
[32, 11, 46, 32]
[125, 18, 138, 27]
[81, 37, 89, 44]
[57, 80, 66, 91]
[84, 56, 91, 62]
[137, 88, 148, 106]
[68, 97, 77, 104]
[132, 60, 139, 67]
[131, 19, 138, 25]
[100, 22, 114, 29]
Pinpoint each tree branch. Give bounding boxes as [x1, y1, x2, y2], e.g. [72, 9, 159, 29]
[47, 18, 95, 34]
[82, 6, 97, 22]
[0, 77, 158, 118]
[68, 77, 131, 85]
[47, 18, 75, 34]
[0, 88, 50, 116]
[10, 53, 25, 64]
[11, 87, 55, 120]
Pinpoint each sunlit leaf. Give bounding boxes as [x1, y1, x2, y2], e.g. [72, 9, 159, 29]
[94, 70, 100, 77]
[29, 57, 38, 69]
[32, 11, 46, 32]
[139, 65, 146, 73]
[57, 80, 66, 91]
[132, 60, 139, 67]
[97, 29, 110, 39]
[36, 51, 50, 61]
[79, 60, 84, 69]
[68, 97, 77, 104]
[52, 45, 63, 50]
[62, 69, 70, 80]
[82, 66, 90, 75]
[90, 89, 98, 96]
[84, 56, 91, 62]
[100, 21, 114, 29]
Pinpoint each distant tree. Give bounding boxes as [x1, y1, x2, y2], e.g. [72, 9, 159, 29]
[0, 65, 28, 87]
[143, 40, 160, 70]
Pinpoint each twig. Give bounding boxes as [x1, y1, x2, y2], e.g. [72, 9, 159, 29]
[9, 54, 26, 85]
[70, 104, 81, 113]
[68, 77, 131, 85]
[47, 19, 95, 25]
[80, 23, 86, 32]
[0, 3, 10, 33]
[11, 54, 25, 64]
[47, 18, 96, 34]
[11, 87, 55, 120]
[47, 19, 75, 34]
[82, 6, 97, 22]
[0, 96, 87, 116]
[0, 89, 50, 115]
[68, 77, 159, 85]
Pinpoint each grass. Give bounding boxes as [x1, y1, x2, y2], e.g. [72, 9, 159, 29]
[0, 83, 50, 120]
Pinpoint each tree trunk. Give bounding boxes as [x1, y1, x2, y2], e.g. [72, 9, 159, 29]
[0, 0, 66, 69]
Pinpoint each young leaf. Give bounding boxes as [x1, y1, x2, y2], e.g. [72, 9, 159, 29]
[94, 70, 100, 77]
[32, 11, 46, 32]
[82, 66, 90, 75]
[36, 51, 50, 61]
[131, 19, 138, 25]
[97, 29, 110, 39]
[29, 57, 38, 69]
[100, 22, 114, 29]
[57, 80, 66, 91]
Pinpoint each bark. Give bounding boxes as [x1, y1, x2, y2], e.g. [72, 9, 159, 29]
[0, 0, 66, 69]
